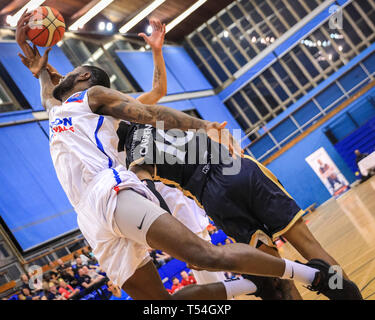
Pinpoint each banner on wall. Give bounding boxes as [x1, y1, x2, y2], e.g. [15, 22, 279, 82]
[305, 147, 350, 198]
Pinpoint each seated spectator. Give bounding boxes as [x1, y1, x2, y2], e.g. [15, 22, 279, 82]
[72, 257, 84, 276]
[81, 248, 99, 266]
[224, 238, 232, 245]
[70, 252, 80, 267]
[20, 273, 31, 292]
[21, 287, 42, 300]
[148, 249, 172, 268]
[39, 281, 50, 300]
[81, 247, 92, 260]
[56, 259, 70, 274]
[355, 149, 373, 181]
[107, 280, 130, 300]
[49, 272, 59, 286]
[47, 261, 59, 282]
[76, 266, 105, 289]
[17, 293, 27, 301]
[79, 250, 90, 266]
[148, 249, 162, 268]
[86, 247, 96, 259]
[355, 149, 369, 164]
[171, 277, 183, 293]
[180, 271, 196, 286]
[82, 265, 104, 282]
[58, 279, 80, 300]
[47, 283, 65, 300]
[60, 266, 78, 287]
[21, 288, 33, 300]
[77, 267, 92, 289]
[207, 224, 218, 235]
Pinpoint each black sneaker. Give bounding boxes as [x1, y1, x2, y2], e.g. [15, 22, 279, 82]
[241, 274, 284, 300]
[303, 259, 363, 300]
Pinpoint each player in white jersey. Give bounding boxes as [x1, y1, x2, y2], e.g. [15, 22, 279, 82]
[15, 13, 362, 300]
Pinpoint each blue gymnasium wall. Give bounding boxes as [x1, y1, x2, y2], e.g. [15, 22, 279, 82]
[116, 46, 213, 95]
[120, 47, 250, 145]
[0, 121, 77, 251]
[253, 47, 375, 209]
[265, 93, 375, 209]
[0, 42, 73, 111]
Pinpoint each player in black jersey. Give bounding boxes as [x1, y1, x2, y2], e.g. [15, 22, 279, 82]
[116, 56, 360, 301]
[117, 118, 363, 300]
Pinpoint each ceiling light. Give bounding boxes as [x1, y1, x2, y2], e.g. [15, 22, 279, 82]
[98, 21, 106, 31]
[166, 0, 207, 33]
[6, 0, 46, 27]
[119, 0, 166, 34]
[223, 30, 229, 38]
[146, 25, 153, 35]
[106, 22, 113, 31]
[69, 0, 114, 31]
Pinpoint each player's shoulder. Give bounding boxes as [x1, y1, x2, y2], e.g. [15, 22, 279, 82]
[87, 85, 111, 99]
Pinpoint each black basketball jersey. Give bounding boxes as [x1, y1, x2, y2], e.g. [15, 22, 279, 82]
[117, 121, 232, 202]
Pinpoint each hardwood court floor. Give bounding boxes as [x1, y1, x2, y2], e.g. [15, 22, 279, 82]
[239, 175, 375, 300]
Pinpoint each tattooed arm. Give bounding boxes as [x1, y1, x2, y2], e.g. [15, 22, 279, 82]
[137, 18, 167, 105]
[136, 52, 166, 105]
[87, 85, 215, 131]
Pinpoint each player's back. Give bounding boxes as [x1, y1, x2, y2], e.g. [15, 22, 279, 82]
[117, 121, 233, 202]
[49, 90, 121, 207]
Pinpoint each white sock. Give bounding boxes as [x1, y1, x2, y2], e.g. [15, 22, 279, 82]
[281, 259, 319, 285]
[222, 277, 257, 299]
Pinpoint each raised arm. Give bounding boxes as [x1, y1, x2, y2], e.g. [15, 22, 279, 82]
[137, 18, 167, 105]
[18, 46, 61, 110]
[39, 67, 62, 110]
[88, 85, 212, 131]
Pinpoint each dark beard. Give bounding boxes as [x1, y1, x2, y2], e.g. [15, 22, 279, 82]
[53, 74, 79, 101]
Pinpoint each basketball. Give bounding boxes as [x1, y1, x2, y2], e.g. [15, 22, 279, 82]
[26, 6, 65, 47]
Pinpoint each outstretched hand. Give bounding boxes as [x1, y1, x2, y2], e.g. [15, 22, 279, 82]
[206, 121, 244, 159]
[138, 18, 166, 52]
[18, 44, 51, 78]
[16, 10, 32, 50]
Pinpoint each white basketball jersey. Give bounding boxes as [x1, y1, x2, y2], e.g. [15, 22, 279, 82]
[154, 182, 209, 234]
[48, 90, 122, 208]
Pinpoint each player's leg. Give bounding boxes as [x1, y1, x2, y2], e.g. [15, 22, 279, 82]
[114, 189, 362, 299]
[114, 188, 285, 277]
[191, 230, 227, 285]
[257, 243, 302, 300]
[282, 218, 349, 279]
[122, 258, 257, 300]
[241, 156, 350, 279]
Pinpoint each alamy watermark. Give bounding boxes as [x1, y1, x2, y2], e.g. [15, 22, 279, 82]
[131, 122, 243, 175]
[329, 5, 343, 30]
[328, 265, 343, 290]
[27, 264, 44, 290]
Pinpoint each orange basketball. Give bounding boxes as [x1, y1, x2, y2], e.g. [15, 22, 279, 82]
[26, 6, 65, 47]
